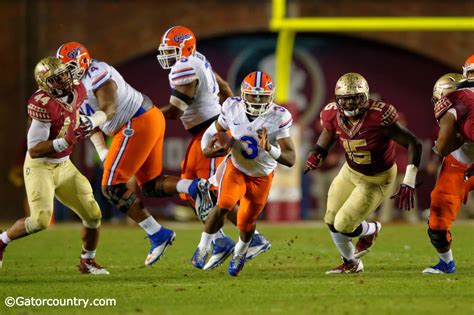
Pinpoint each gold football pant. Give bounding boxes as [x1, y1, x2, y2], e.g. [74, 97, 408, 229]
[324, 163, 397, 233]
[23, 154, 101, 233]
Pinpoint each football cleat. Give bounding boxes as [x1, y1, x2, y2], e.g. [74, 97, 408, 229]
[354, 222, 381, 259]
[422, 259, 456, 274]
[145, 227, 176, 266]
[78, 258, 110, 275]
[203, 236, 235, 270]
[326, 258, 364, 274]
[0, 239, 6, 268]
[228, 253, 247, 277]
[191, 247, 209, 269]
[188, 179, 214, 221]
[246, 233, 272, 261]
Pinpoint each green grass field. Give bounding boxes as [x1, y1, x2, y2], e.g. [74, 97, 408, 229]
[0, 222, 472, 315]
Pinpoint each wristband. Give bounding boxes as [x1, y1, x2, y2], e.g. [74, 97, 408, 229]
[53, 138, 69, 152]
[268, 145, 281, 160]
[98, 149, 109, 163]
[403, 164, 418, 188]
[311, 144, 328, 159]
[90, 111, 107, 128]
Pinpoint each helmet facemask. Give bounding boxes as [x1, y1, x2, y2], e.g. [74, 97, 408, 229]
[336, 93, 368, 117]
[157, 44, 181, 69]
[64, 59, 84, 82]
[45, 68, 74, 98]
[241, 89, 273, 116]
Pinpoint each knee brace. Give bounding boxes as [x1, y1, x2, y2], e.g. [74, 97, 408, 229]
[103, 184, 137, 213]
[428, 228, 452, 249]
[142, 175, 172, 198]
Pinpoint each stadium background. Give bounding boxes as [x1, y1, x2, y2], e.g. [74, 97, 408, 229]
[1, 0, 473, 221]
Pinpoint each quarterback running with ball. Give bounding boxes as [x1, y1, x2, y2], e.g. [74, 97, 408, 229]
[192, 71, 296, 276]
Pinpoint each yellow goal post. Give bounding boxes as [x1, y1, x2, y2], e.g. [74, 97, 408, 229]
[270, 0, 474, 103]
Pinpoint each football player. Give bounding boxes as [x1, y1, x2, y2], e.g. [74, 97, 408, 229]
[423, 70, 474, 274]
[191, 71, 296, 276]
[57, 42, 214, 266]
[457, 54, 474, 89]
[157, 26, 272, 269]
[305, 73, 422, 274]
[0, 57, 108, 274]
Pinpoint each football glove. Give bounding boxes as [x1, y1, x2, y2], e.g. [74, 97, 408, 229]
[64, 123, 87, 145]
[304, 145, 328, 174]
[390, 183, 422, 211]
[79, 115, 95, 135]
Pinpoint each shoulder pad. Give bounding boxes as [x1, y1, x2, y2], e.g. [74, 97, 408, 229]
[320, 102, 338, 119]
[170, 61, 198, 85]
[369, 100, 387, 112]
[27, 92, 52, 122]
[83, 60, 111, 90]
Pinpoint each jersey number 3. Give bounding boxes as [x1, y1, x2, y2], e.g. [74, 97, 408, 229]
[240, 136, 258, 159]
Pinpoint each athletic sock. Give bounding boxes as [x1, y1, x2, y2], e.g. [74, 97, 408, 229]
[439, 249, 454, 263]
[0, 231, 11, 244]
[234, 237, 250, 256]
[254, 229, 260, 235]
[198, 232, 214, 250]
[81, 248, 96, 259]
[176, 179, 192, 194]
[138, 216, 162, 235]
[360, 221, 377, 237]
[330, 231, 355, 261]
[214, 229, 227, 240]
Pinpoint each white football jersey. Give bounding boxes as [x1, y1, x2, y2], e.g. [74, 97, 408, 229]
[169, 52, 221, 130]
[218, 97, 293, 177]
[80, 59, 143, 135]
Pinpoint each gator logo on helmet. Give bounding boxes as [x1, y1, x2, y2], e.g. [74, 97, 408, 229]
[66, 47, 82, 59]
[173, 33, 193, 43]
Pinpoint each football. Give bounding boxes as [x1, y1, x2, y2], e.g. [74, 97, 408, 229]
[211, 131, 233, 151]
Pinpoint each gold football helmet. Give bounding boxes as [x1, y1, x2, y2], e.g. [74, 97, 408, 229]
[34, 56, 73, 97]
[432, 73, 465, 104]
[334, 73, 369, 117]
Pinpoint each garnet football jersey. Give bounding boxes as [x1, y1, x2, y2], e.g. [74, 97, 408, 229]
[217, 97, 292, 177]
[27, 83, 86, 159]
[445, 88, 474, 142]
[320, 100, 398, 176]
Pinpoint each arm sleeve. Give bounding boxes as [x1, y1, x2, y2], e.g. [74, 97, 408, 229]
[27, 119, 51, 149]
[201, 122, 218, 151]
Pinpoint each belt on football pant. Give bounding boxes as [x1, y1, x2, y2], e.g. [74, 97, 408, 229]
[132, 95, 154, 119]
